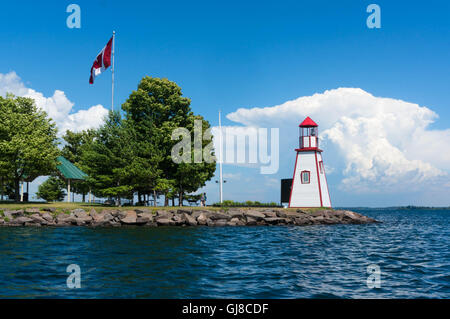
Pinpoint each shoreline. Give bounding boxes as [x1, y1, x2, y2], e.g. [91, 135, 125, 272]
[0, 207, 379, 227]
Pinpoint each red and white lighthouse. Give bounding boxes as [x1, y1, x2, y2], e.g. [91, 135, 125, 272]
[289, 117, 331, 208]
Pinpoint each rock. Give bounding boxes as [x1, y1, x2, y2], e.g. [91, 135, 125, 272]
[73, 210, 88, 218]
[136, 216, 150, 224]
[5, 210, 23, 218]
[0, 218, 4, 224]
[103, 213, 114, 222]
[41, 213, 54, 222]
[244, 210, 265, 221]
[156, 218, 175, 226]
[263, 211, 278, 218]
[30, 214, 47, 224]
[177, 209, 192, 215]
[12, 216, 34, 225]
[156, 210, 173, 220]
[172, 214, 186, 225]
[42, 207, 56, 213]
[264, 217, 287, 225]
[208, 211, 231, 220]
[25, 208, 40, 214]
[228, 210, 244, 218]
[246, 216, 257, 225]
[184, 213, 197, 226]
[3, 211, 14, 220]
[120, 211, 137, 224]
[135, 208, 151, 215]
[197, 213, 208, 225]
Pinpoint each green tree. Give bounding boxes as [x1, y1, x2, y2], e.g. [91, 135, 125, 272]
[0, 95, 59, 202]
[122, 76, 215, 206]
[81, 111, 134, 205]
[36, 176, 66, 202]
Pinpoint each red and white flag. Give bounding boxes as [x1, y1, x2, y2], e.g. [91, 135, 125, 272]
[89, 37, 113, 84]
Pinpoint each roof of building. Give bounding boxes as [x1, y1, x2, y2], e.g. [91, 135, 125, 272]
[299, 116, 318, 127]
[56, 156, 87, 180]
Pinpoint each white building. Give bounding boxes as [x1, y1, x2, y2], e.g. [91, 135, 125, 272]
[289, 117, 331, 208]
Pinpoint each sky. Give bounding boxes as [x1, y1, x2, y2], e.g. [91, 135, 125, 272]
[0, 0, 449, 206]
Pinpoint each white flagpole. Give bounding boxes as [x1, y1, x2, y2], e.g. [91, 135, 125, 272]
[219, 110, 223, 204]
[111, 31, 115, 112]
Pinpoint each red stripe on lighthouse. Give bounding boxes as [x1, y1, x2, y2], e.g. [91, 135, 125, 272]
[288, 152, 299, 208]
[314, 151, 323, 207]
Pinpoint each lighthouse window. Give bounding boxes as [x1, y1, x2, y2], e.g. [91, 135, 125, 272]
[301, 171, 310, 184]
[319, 161, 324, 174]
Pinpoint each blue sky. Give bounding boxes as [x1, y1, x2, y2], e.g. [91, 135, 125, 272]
[0, 1, 449, 206]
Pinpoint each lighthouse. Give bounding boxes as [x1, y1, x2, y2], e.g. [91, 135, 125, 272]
[289, 117, 331, 208]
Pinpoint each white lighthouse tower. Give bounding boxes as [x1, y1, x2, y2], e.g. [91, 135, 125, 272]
[289, 117, 331, 208]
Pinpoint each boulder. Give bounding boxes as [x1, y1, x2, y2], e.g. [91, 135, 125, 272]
[264, 217, 287, 225]
[25, 207, 40, 214]
[41, 213, 54, 222]
[184, 213, 197, 226]
[209, 211, 231, 220]
[230, 217, 243, 224]
[156, 210, 173, 220]
[197, 213, 208, 225]
[73, 210, 88, 218]
[177, 209, 192, 215]
[228, 210, 244, 218]
[246, 216, 257, 225]
[29, 214, 47, 225]
[156, 218, 175, 226]
[136, 216, 150, 224]
[135, 208, 151, 215]
[11, 216, 34, 225]
[42, 207, 56, 213]
[244, 210, 265, 221]
[120, 211, 137, 224]
[263, 211, 278, 218]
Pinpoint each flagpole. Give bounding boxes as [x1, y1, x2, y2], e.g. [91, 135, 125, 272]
[219, 110, 223, 204]
[111, 30, 115, 112]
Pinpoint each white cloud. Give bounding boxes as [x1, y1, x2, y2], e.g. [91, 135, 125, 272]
[0, 71, 108, 135]
[226, 88, 450, 192]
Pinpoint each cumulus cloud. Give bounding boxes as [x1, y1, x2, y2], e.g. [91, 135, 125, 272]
[0, 71, 108, 135]
[226, 88, 450, 192]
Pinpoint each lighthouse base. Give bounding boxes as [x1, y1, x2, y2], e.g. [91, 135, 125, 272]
[289, 150, 331, 208]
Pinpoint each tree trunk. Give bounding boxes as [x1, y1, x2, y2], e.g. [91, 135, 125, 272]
[179, 191, 183, 207]
[164, 193, 169, 206]
[82, 193, 86, 203]
[153, 189, 157, 207]
[14, 178, 20, 202]
[171, 197, 175, 206]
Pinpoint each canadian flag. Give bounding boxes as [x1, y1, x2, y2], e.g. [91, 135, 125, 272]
[89, 37, 113, 84]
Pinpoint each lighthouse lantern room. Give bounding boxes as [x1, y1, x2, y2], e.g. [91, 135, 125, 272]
[289, 117, 331, 208]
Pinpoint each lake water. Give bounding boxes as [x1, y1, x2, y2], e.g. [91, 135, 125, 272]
[0, 208, 448, 298]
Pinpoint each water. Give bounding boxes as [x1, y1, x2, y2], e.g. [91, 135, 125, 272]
[0, 208, 448, 298]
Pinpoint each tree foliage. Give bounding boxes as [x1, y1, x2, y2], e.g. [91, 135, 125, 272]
[0, 95, 59, 201]
[36, 176, 66, 202]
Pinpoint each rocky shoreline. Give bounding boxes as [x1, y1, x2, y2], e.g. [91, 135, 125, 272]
[0, 207, 378, 227]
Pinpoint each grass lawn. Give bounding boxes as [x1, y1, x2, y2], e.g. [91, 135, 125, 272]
[0, 202, 332, 213]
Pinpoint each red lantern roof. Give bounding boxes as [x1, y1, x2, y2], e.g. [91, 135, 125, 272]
[299, 116, 318, 127]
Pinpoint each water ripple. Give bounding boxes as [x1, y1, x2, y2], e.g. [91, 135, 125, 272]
[0, 208, 448, 298]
